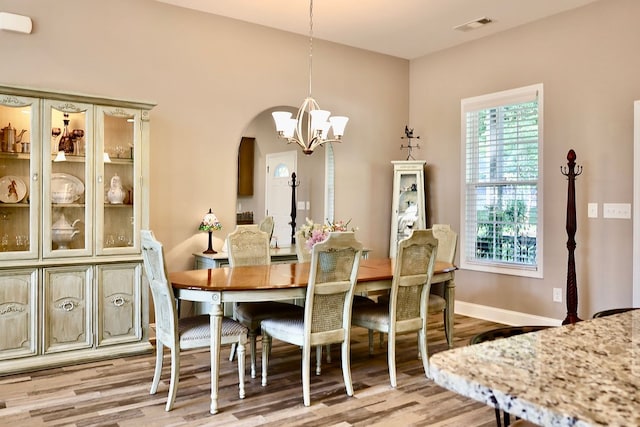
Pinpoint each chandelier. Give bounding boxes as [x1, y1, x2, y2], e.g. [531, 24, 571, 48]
[272, 0, 348, 155]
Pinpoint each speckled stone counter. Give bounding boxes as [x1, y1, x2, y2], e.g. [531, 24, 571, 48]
[430, 310, 639, 427]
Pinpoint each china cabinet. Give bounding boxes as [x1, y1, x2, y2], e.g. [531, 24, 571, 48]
[389, 160, 427, 257]
[0, 85, 153, 374]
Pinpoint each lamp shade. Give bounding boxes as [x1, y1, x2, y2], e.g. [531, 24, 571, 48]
[199, 209, 222, 232]
[329, 116, 349, 137]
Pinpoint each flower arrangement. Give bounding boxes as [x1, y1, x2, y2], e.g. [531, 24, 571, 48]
[199, 211, 222, 232]
[299, 217, 355, 250]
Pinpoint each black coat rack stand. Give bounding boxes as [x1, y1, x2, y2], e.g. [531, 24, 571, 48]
[560, 149, 583, 324]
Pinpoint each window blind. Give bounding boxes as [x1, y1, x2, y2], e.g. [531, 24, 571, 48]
[461, 84, 543, 277]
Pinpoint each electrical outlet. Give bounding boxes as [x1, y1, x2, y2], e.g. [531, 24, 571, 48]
[553, 288, 563, 303]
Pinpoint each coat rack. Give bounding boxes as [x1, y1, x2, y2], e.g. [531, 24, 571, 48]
[560, 149, 583, 324]
[289, 172, 299, 243]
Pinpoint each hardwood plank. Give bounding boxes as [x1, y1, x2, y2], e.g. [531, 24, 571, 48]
[0, 314, 504, 426]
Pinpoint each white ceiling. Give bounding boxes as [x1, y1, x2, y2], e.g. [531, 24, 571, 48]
[155, 0, 598, 59]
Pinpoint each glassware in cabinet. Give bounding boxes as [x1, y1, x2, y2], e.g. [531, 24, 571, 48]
[0, 93, 40, 261]
[96, 106, 142, 255]
[42, 100, 94, 258]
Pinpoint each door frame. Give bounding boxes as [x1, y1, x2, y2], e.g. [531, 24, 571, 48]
[633, 100, 639, 306]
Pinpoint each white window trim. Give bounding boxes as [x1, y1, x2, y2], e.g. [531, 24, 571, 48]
[459, 83, 544, 278]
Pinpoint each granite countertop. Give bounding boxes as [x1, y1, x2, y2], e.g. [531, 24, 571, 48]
[429, 310, 639, 427]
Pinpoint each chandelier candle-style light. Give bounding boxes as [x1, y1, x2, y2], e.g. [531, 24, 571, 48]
[272, 0, 348, 155]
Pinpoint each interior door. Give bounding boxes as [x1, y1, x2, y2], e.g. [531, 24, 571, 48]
[265, 151, 297, 247]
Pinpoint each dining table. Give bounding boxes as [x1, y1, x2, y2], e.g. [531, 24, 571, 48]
[429, 309, 640, 427]
[169, 257, 456, 414]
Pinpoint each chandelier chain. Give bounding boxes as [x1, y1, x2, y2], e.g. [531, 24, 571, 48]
[308, 0, 314, 98]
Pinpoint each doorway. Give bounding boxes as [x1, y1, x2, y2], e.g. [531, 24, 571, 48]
[265, 151, 297, 247]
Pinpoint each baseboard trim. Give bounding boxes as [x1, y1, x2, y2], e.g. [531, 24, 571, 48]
[455, 301, 562, 326]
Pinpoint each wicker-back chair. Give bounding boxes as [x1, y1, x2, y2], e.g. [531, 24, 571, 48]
[258, 215, 275, 242]
[295, 229, 311, 262]
[261, 232, 363, 406]
[351, 229, 438, 387]
[141, 230, 247, 411]
[227, 225, 302, 378]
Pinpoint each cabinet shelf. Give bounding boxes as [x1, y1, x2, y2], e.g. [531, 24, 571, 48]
[0, 202, 30, 208]
[0, 152, 30, 160]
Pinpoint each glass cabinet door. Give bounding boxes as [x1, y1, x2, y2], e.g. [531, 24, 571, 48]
[0, 93, 40, 261]
[42, 100, 94, 258]
[96, 106, 141, 255]
[390, 161, 426, 258]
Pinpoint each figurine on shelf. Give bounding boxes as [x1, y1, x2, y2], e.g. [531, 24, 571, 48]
[107, 174, 126, 204]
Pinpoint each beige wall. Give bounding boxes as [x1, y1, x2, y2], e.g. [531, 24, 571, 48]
[1, 0, 408, 268]
[4, 0, 636, 321]
[410, 0, 640, 318]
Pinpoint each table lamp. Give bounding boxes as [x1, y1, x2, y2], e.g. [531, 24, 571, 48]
[199, 208, 222, 254]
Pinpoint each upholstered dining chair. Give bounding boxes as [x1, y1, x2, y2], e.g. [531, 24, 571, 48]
[141, 230, 248, 411]
[295, 229, 311, 262]
[374, 224, 456, 349]
[227, 225, 302, 378]
[351, 229, 438, 388]
[261, 232, 363, 407]
[258, 215, 274, 242]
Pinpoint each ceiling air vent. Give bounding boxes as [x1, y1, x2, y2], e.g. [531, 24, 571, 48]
[454, 17, 493, 32]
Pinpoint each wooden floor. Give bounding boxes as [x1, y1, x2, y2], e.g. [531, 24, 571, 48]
[0, 314, 504, 427]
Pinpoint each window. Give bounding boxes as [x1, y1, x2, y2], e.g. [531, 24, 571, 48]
[460, 84, 543, 278]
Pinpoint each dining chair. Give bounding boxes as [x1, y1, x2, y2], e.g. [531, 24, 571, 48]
[261, 231, 363, 406]
[294, 229, 311, 262]
[592, 307, 637, 318]
[351, 229, 438, 388]
[258, 215, 275, 242]
[470, 325, 550, 427]
[373, 224, 456, 350]
[141, 230, 248, 411]
[429, 224, 457, 345]
[227, 225, 302, 378]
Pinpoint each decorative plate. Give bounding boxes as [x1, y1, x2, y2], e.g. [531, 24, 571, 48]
[51, 173, 85, 203]
[0, 176, 27, 203]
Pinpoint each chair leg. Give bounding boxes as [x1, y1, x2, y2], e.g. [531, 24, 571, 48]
[368, 329, 374, 355]
[229, 342, 237, 361]
[316, 345, 322, 375]
[494, 408, 503, 427]
[341, 339, 354, 397]
[443, 309, 452, 348]
[387, 330, 397, 388]
[325, 344, 332, 363]
[249, 331, 257, 379]
[302, 343, 312, 406]
[418, 327, 430, 380]
[150, 341, 164, 395]
[165, 346, 180, 411]
[237, 339, 246, 399]
[261, 333, 271, 387]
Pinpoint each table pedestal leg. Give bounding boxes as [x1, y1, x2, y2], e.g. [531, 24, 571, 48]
[209, 300, 223, 414]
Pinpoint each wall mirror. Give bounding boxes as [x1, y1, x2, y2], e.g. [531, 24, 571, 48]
[236, 107, 335, 247]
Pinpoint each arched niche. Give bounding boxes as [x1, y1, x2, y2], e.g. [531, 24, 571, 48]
[236, 106, 335, 242]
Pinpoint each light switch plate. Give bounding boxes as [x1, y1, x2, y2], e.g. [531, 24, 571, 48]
[587, 203, 598, 218]
[603, 203, 631, 219]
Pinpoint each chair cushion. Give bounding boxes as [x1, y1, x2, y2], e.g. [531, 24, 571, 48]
[261, 315, 305, 346]
[428, 294, 446, 312]
[179, 315, 248, 347]
[353, 295, 377, 305]
[236, 302, 303, 331]
[376, 293, 446, 313]
[351, 304, 390, 330]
